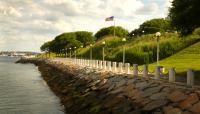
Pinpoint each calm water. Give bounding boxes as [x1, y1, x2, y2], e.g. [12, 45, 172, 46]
[0, 56, 64, 114]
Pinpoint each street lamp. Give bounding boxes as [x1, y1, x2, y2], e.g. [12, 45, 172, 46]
[142, 30, 145, 34]
[122, 38, 126, 65]
[90, 44, 93, 60]
[74, 46, 76, 59]
[69, 47, 71, 58]
[102, 41, 106, 61]
[155, 32, 161, 66]
[65, 48, 67, 58]
[80, 45, 83, 59]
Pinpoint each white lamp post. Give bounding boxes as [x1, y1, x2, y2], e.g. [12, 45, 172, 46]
[74, 47, 76, 59]
[122, 38, 126, 65]
[65, 48, 67, 58]
[69, 47, 71, 58]
[155, 32, 161, 66]
[102, 41, 106, 61]
[90, 44, 93, 60]
[80, 45, 83, 59]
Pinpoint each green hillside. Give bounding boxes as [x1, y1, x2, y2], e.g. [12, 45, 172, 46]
[148, 41, 200, 74]
[77, 33, 200, 65]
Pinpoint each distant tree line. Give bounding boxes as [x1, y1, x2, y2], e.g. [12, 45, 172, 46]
[40, 31, 95, 55]
[129, 18, 173, 37]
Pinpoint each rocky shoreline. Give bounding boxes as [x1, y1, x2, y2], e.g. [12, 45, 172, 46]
[17, 58, 200, 114]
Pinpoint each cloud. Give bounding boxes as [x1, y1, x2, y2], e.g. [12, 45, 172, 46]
[136, 3, 159, 15]
[0, 0, 172, 52]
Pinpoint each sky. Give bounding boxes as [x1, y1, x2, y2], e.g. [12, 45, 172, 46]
[0, 0, 172, 52]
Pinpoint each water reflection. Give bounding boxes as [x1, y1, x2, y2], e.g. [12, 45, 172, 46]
[0, 57, 64, 114]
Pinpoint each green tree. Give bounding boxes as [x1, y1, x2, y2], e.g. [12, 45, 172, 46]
[130, 18, 172, 37]
[40, 41, 51, 52]
[95, 26, 129, 40]
[75, 31, 95, 46]
[169, 0, 200, 35]
[49, 32, 82, 54]
[40, 41, 52, 57]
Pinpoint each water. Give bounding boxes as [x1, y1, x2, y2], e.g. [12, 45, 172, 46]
[0, 56, 64, 114]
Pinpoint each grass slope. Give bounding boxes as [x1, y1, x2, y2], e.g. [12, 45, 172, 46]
[148, 41, 200, 75]
[78, 33, 200, 65]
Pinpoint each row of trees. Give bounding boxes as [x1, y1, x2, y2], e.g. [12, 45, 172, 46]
[129, 18, 173, 37]
[40, 26, 130, 53]
[40, 31, 95, 54]
[40, 18, 175, 54]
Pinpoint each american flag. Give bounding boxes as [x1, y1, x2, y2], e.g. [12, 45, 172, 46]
[105, 16, 114, 21]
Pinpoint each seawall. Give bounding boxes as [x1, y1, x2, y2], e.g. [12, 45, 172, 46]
[17, 58, 200, 114]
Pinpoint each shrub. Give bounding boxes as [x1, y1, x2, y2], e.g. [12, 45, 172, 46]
[95, 26, 129, 40]
[193, 27, 200, 36]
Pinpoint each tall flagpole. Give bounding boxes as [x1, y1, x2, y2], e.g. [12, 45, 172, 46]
[114, 18, 115, 38]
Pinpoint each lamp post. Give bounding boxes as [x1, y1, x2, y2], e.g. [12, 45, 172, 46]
[102, 41, 105, 61]
[90, 44, 93, 60]
[74, 46, 76, 59]
[122, 38, 126, 65]
[80, 45, 83, 59]
[65, 48, 67, 58]
[142, 30, 145, 34]
[69, 47, 71, 58]
[155, 32, 161, 66]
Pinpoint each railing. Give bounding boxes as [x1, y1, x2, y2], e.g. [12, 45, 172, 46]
[61, 58, 195, 87]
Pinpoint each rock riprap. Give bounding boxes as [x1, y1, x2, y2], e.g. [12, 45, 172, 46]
[17, 58, 200, 114]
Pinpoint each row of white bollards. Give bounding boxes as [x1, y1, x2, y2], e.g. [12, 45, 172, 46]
[73, 59, 132, 74]
[158, 67, 194, 86]
[71, 58, 195, 86]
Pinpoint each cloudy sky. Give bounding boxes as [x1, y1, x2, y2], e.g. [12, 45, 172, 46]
[0, 0, 172, 52]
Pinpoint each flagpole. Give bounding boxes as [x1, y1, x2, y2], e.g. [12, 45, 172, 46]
[114, 18, 115, 38]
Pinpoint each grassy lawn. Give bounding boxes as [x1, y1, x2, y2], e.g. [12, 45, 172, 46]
[147, 41, 200, 75]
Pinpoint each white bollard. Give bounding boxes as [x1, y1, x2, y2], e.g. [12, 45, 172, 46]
[90, 60, 93, 67]
[187, 69, 194, 86]
[91, 60, 93, 67]
[81, 59, 84, 66]
[103, 61, 107, 70]
[87, 60, 90, 66]
[143, 65, 148, 77]
[133, 64, 138, 76]
[155, 66, 160, 80]
[83, 59, 85, 66]
[85, 60, 88, 66]
[96, 60, 99, 68]
[80, 59, 83, 66]
[99, 61, 103, 69]
[76, 59, 78, 65]
[93, 60, 96, 68]
[125, 63, 130, 74]
[107, 61, 112, 71]
[169, 67, 176, 82]
[77, 59, 79, 65]
[118, 62, 123, 73]
[112, 62, 117, 72]
[85, 59, 87, 66]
